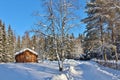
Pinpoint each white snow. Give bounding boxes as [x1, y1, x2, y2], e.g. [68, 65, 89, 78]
[52, 74, 68, 80]
[0, 60, 120, 80]
[15, 48, 38, 56]
[69, 66, 82, 75]
[94, 59, 120, 64]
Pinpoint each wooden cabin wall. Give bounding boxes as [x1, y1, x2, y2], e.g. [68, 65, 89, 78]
[15, 50, 38, 63]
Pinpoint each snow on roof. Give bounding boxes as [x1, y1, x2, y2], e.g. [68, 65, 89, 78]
[15, 48, 38, 56]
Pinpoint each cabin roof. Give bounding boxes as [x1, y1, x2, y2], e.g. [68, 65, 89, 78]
[15, 48, 38, 56]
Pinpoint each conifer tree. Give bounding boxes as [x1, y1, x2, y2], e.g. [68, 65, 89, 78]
[0, 20, 3, 62]
[82, 0, 108, 60]
[7, 25, 14, 62]
[31, 35, 37, 50]
[21, 32, 30, 49]
[82, 0, 120, 61]
[16, 35, 21, 52]
[0, 21, 8, 62]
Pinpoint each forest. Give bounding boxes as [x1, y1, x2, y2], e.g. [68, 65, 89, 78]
[0, 0, 120, 70]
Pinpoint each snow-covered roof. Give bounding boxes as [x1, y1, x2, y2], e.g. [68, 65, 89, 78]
[15, 48, 38, 56]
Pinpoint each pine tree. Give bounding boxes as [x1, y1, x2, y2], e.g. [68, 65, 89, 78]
[21, 32, 30, 49]
[82, 0, 108, 47]
[16, 35, 21, 52]
[82, 0, 120, 61]
[65, 34, 75, 59]
[2, 24, 8, 62]
[0, 21, 7, 62]
[31, 35, 37, 50]
[0, 20, 2, 62]
[82, 0, 107, 60]
[7, 25, 14, 62]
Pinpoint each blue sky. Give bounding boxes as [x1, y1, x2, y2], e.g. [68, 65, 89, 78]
[0, 0, 87, 37]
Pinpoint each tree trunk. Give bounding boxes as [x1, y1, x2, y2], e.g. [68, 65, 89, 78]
[56, 51, 63, 71]
[104, 53, 107, 61]
[115, 50, 118, 62]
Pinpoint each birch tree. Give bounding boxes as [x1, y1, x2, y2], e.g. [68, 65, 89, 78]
[33, 0, 80, 71]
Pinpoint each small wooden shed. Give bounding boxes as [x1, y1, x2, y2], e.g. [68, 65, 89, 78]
[15, 48, 38, 63]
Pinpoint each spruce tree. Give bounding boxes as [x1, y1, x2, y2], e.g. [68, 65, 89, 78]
[7, 25, 14, 62]
[82, 0, 109, 60]
[21, 32, 30, 49]
[31, 35, 37, 50]
[0, 21, 7, 62]
[82, 0, 120, 61]
[0, 20, 3, 62]
[0, 20, 2, 62]
[16, 35, 21, 52]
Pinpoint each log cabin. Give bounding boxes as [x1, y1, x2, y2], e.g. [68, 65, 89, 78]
[15, 48, 38, 63]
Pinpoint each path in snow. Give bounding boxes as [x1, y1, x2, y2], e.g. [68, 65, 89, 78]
[74, 61, 120, 80]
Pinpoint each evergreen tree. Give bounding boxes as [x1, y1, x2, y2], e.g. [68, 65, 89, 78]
[82, 0, 120, 61]
[65, 34, 75, 58]
[21, 32, 30, 49]
[0, 20, 3, 62]
[31, 35, 37, 50]
[82, 0, 108, 60]
[0, 21, 8, 62]
[2, 24, 8, 62]
[82, 0, 107, 48]
[7, 25, 14, 62]
[16, 35, 21, 52]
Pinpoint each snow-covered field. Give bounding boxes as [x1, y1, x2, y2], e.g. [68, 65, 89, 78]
[0, 59, 120, 80]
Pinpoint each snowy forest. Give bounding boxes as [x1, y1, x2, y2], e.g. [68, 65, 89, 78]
[0, 0, 120, 63]
[0, 0, 120, 80]
[0, 20, 83, 62]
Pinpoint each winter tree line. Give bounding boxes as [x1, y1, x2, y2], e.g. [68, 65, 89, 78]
[0, 19, 83, 63]
[31, 0, 120, 70]
[0, 0, 120, 70]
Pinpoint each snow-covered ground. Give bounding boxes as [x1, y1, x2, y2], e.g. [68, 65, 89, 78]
[93, 59, 120, 70]
[93, 59, 120, 64]
[0, 60, 120, 80]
